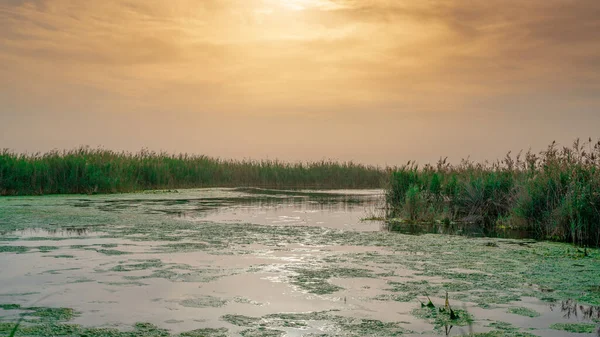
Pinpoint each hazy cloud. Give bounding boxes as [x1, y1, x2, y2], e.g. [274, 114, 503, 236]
[1, 0, 599, 163]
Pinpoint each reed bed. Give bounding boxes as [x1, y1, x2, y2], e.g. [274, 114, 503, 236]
[386, 139, 600, 247]
[0, 148, 387, 195]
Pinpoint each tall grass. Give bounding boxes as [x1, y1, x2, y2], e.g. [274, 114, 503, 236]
[386, 139, 600, 247]
[0, 148, 387, 195]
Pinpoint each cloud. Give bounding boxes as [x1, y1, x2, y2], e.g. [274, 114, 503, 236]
[0, 0, 599, 163]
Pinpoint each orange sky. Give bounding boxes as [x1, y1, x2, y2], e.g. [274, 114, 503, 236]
[1, 0, 599, 165]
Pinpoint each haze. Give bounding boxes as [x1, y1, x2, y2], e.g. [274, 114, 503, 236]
[1, 0, 599, 165]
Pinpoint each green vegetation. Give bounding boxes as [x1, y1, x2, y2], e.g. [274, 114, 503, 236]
[386, 139, 600, 247]
[549, 322, 598, 333]
[0, 147, 386, 195]
[507, 307, 541, 318]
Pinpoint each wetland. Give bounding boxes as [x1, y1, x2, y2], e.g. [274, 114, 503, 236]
[0, 188, 599, 336]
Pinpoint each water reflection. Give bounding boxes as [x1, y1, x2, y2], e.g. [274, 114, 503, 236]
[9, 227, 95, 238]
[384, 221, 537, 240]
[550, 299, 600, 321]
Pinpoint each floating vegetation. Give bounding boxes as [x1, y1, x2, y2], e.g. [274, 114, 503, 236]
[221, 314, 262, 327]
[179, 328, 228, 337]
[95, 249, 131, 256]
[179, 296, 228, 308]
[109, 259, 164, 272]
[507, 307, 541, 317]
[290, 267, 375, 294]
[0, 246, 28, 254]
[2, 187, 600, 336]
[240, 327, 285, 337]
[549, 322, 598, 333]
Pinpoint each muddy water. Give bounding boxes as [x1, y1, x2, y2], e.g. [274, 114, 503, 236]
[0, 188, 599, 337]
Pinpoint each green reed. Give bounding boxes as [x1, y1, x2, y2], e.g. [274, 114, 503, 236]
[386, 139, 600, 247]
[0, 148, 387, 196]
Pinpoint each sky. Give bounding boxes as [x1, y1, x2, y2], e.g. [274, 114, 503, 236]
[1, 0, 599, 165]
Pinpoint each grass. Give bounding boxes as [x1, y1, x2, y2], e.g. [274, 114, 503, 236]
[0, 147, 386, 195]
[385, 138, 600, 247]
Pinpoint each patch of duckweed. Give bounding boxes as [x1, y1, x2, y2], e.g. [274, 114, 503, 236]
[507, 307, 541, 317]
[463, 331, 539, 337]
[180, 296, 227, 308]
[372, 293, 416, 302]
[0, 246, 28, 254]
[132, 322, 170, 336]
[110, 259, 164, 272]
[486, 321, 517, 330]
[260, 311, 410, 336]
[221, 314, 262, 326]
[549, 322, 598, 333]
[333, 318, 410, 336]
[264, 311, 331, 324]
[384, 280, 466, 302]
[158, 242, 209, 252]
[48, 254, 75, 258]
[0, 319, 232, 337]
[26, 306, 76, 322]
[291, 267, 374, 294]
[240, 327, 285, 337]
[102, 281, 147, 286]
[0, 304, 76, 323]
[95, 249, 131, 256]
[232, 297, 262, 306]
[179, 327, 228, 337]
[36, 246, 59, 253]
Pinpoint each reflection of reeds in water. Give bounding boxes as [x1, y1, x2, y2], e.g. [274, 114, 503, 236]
[385, 138, 600, 247]
[551, 299, 600, 321]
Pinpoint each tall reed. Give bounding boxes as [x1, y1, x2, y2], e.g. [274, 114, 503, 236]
[0, 148, 387, 195]
[385, 139, 600, 247]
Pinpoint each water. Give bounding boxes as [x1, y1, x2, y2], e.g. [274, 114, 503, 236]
[0, 188, 598, 336]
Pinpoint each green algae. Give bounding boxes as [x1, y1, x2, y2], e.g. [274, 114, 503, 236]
[95, 249, 131, 255]
[240, 327, 285, 337]
[463, 331, 539, 337]
[36, 246, 59, 253]
[333, 318, 410, 336]
[3, 190, 600, 336]
[221, 314, 262, 326]
[507, 307, 541, 317]
[291, 267, 375, 294]
[0, 246, 28, 254]
[158, 242, 209, 252]
[179, 328, 228, 337]
[48, 254, 75, 258]
[232, 297, 262, 306]
[486, 321, 517, 330]
[0, 304, 76, 322]
[411, 306, 473, 332]
[179, 296, 227, 308]
[110, 259, 164, 272]
[549, 322, 598, 333]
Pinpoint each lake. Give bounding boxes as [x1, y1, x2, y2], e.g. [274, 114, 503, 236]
[0, 188, 598, 336]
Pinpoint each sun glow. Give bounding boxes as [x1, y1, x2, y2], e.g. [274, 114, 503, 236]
[277, 0, 339, 11]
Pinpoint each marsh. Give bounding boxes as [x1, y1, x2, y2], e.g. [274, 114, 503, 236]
[1, 188, 598, 336]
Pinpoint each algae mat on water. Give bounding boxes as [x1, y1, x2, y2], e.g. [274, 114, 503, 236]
[1, 189, 600, 336]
